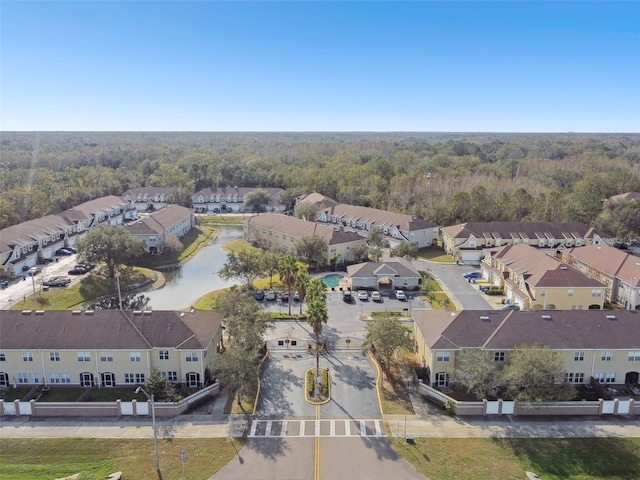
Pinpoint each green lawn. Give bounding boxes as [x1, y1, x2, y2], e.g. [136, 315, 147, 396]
[391, 437, 640, 480]
[0, 438, 243, 480]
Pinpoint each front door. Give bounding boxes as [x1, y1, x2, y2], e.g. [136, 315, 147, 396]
[80, 372, 93, 387]
[186, 372, 200, 388]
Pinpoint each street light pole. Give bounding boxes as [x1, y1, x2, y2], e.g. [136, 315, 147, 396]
[136, 386, 160, 473]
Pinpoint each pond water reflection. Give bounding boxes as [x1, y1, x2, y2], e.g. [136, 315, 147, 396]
[144, 225, 244, 310]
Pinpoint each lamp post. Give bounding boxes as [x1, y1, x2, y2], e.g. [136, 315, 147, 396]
[136, 386, 160, 473]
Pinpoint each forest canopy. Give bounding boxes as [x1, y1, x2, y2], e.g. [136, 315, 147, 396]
[1, 132, 639, 237]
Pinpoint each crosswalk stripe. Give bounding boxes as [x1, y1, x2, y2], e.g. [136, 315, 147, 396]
[248, 419, 385, 438]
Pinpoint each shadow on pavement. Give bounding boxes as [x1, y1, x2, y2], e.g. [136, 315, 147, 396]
[255, 356, 302, 418]
[359, 435, 401, 461]
[244, 437, 292, 460]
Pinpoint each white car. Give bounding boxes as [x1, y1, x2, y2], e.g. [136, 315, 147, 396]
[371, 291, 382, 302]
[394, 290, 407, 301]
[357, 290, 369, 301]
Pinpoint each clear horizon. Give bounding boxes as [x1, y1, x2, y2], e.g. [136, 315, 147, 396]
[2, 1, 639, 133]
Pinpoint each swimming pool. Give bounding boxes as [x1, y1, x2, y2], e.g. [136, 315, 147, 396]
[321, 274, 344, 288]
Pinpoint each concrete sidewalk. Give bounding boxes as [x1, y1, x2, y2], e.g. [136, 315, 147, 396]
[2, 411, 639, 439]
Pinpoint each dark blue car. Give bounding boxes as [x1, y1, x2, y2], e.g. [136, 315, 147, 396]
[254, 290, 265, 301]
[463, 271, 483, 279]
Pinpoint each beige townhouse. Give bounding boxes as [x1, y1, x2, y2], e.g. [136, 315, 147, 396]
[122, 187, 175, 212]
[244, 213, 367, 266]
[0, 309, 223, 390]
[441, 221, 616, 263]
[124, 205, 195, 254]
[297, 192, 440, 249]
[559, 244, 640, 310]
[413, 309, 640, 392]
[482, 244, 606, 310]
[0, 195, 137, 277]
[192, 186, 285, 214]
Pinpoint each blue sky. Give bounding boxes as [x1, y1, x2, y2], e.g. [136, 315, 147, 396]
[1, 1, 639, 132]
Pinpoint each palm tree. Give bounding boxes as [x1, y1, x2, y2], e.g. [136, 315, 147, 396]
[306, 298, 328, 380]
[278, 254, 298, 315]
[306, 278, 326, 304]
[294, 269, 310, 315]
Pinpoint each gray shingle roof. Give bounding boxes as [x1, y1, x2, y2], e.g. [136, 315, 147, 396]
[0, 309, 222, 350]
[347, 259, 420, 279]
[413, 309, 640, 350]
[246, 213, 363, 245]
[124, 205, 193, 235]
[441, 221, 613, 241]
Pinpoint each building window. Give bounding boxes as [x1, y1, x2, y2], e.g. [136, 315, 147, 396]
[186, 352, 198, 362]
[50, 373, 71, 384]
[436, 352, 450, 362]
[0, 353, 5, 361]
[574, 351, 584, 362]
[278, 340, 284, 346]
[125, 373, 135, 384]
[601, 351, 612, 362]
[540, 290, 546, 297]
[592, 290, 602, 297]
[77, 352, 91, 362]
[565, 373, 585, 384]
[159, 350, 169, 360]
[606, 373, 616, 383]
[130, 352, 141, 363]
[162, 371, 178, 382]
[568, 289, 574, 297]
[494, 352, 505, 362]
[50, 352, 60, 362]
[22, 352, 33, 362]
[628, 351, 640, 361]
[100, 352, 114, 362]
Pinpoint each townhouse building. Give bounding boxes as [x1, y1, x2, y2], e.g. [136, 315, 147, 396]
[124, 205, 195, 254]
[0, 309, 223, 389]
[122, 187, 175, 212]
[441, 221, 616, 263]
[0, 196, 137, 277]
[559, 244, 640, 310]
[244, 213, 366, 266]
[482, 244, 606, 310]
[192, 186, 285, 213]
[347, 259, 422, 291]
[413, 309, 640, 392]
[309, 201, 439, 249]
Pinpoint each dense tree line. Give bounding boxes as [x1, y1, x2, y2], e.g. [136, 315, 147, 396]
[1, 132, 639, 237]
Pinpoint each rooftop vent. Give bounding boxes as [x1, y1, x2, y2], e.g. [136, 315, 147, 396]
[480, 316, 490, 321]
[21, 310, 32, 315]
[72, 310, 82, 315]
[606, 315, 617, 320]
[541, 315, 552, 320]
[84, 310, 94, 315]
[133, 311, 142, 315]
[35, 310, 45, 315]
[560, 266, 568, 270]
[180, 312, 186, 317]
[143, 310, 152, 315]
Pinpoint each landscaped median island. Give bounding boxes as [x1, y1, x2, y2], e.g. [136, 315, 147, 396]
[305, 367, 330, 405]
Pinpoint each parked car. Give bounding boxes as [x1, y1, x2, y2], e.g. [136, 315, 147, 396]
[265, 290, 277, 301]
[371, 291, 382, 302]
[68, 266, 88, 275]
[500, 304, 520, 311]
[44, 277, 71, 287]
[357, 290, 368, 301]
[463, 271, 483, 279]
[55, 248, 73, 256]
[27, 266, 41, 276]
[293, 291, 300, 301]
[254, 290, 265, 301]
[394, 290, 407, 301]
[65, 247, 77, 254]
[343, 290, 353, 303]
